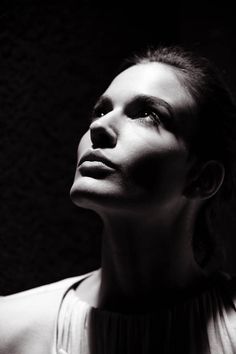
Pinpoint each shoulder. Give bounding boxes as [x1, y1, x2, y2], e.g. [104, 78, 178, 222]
[225, 273, 236, 311]
[212, 272, 236, 327]
[0, 273, 93, 354]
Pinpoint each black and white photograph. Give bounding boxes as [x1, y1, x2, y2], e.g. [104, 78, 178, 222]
[1, 1, 236, 353]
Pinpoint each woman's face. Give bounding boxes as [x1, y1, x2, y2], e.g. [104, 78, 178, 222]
[70, 62, 196, 218]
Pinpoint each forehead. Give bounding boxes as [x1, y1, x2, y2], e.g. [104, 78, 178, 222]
[104, 63, 195, 114]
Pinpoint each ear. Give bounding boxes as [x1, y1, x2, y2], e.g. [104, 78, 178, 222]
[184, 160, 225, 200]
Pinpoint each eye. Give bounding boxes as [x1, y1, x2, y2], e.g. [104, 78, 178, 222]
[91, 107, 108, 122]
[92, 107, 106, 119]
[136, 109, 161, 126]
[91, 100, 113, 121]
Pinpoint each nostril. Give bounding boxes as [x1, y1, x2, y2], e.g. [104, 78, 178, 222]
[90, 125, 117, 149]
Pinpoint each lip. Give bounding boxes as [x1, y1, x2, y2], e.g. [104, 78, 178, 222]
[78, 150, 117, 170]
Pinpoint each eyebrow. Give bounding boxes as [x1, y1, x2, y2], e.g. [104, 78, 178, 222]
[93, 95, 112, 109]
[129, 94, 174, 119]
[94, 94, 174, 119]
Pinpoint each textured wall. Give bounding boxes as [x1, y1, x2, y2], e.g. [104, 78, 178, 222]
[1, 2, 236, 294]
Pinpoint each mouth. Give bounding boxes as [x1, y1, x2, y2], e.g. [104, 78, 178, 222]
[77, 150, 117, 177]
[78, 150, 116, 169]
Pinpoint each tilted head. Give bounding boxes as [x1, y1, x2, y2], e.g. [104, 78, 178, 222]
[71, 45, 236, 270]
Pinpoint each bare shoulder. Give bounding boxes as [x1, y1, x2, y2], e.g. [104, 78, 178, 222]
[0, 276, 84, 354]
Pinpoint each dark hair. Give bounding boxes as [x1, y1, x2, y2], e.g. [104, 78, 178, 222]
[121, 46, 236, 270]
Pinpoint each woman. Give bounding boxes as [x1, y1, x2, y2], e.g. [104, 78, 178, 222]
[0, 45, 236, 354]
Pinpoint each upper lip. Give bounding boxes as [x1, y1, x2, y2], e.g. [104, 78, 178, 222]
[78, 150, 117, 169]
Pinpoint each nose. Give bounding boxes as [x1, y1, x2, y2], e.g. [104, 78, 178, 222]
[89, 112, 119, 149]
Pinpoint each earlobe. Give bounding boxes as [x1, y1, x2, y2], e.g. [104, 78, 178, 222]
[184, 160, 225, 200]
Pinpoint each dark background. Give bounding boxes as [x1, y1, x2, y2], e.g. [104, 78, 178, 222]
[1, 1, 236, 295]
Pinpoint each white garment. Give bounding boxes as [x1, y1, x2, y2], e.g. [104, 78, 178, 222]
[1, 270, 236, 353]
[55, 271, 236, 354]
[0, 272, 94, 354]
[56, 288, 91, 354]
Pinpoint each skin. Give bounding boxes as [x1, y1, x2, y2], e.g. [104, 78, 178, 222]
[70, 62, 223, 313]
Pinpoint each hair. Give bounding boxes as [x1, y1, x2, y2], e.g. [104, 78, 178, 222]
[120, 45, 236, 270]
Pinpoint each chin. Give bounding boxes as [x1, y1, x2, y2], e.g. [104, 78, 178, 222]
[70, 180, 133, 217]
[70, 180, 95, 210]
[70, 177, 114, 212]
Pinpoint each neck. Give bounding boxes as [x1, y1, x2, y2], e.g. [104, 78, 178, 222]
[95, 207, 207, 313]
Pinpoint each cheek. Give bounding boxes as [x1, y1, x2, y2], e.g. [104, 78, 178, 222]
[126, 154, 163, 191]
[123, 148, 188, 195]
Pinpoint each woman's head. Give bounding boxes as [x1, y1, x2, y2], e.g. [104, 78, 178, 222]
[71, 60, 196, 217]
[71, 45, 236, 268]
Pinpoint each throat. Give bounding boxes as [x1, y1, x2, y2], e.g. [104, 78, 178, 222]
[76, 262, 208, 314]
[76, 213, 208, 314]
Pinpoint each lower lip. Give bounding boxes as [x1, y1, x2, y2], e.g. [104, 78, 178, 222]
[78, 161, 115, 178]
